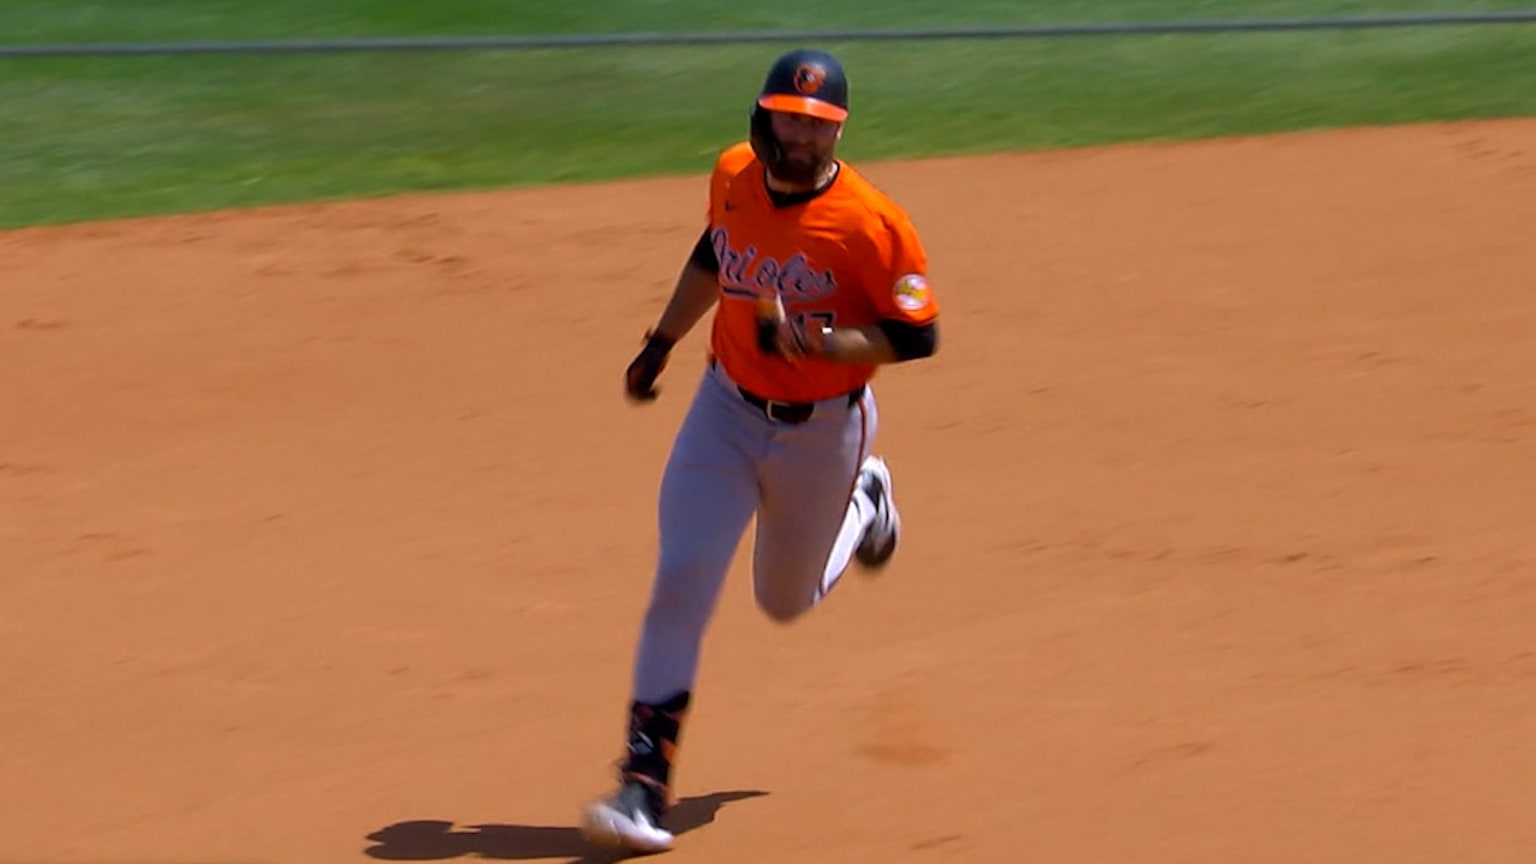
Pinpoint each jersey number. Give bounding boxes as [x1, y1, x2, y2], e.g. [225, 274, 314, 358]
[795, 311, 835, 332]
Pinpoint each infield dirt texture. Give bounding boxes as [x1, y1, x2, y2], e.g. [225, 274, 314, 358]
[5, 115, 1536, 862]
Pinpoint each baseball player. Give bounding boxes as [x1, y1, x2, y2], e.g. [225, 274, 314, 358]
[581, 47, 941, 854]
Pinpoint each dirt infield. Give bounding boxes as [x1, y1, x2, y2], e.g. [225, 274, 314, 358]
[5, 118, 1536, 864]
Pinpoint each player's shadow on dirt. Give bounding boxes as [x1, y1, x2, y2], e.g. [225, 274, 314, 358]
[363, 790, 768, 862]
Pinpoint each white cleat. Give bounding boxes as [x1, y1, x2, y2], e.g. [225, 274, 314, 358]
[854, 455, 900, 569]
[580, 780, 675, 855]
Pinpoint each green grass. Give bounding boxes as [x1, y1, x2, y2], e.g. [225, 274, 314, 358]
[4, 0, 1536, 41]
[2, 2, 1535, 226]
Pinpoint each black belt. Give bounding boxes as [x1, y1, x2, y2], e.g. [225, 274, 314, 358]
[737, 384, 865, 424]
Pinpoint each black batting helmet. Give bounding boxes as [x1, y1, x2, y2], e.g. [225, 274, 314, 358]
[755, 48, 849, 122]
[749, 48, 849, 174]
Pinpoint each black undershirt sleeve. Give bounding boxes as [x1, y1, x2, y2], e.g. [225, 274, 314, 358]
[689, 227, 720, 274]
[877, 318, 939, 361]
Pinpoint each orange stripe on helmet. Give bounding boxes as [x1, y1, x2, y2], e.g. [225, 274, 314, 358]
[756, 94, 848, 122]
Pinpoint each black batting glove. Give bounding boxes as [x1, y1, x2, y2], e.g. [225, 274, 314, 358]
[624, 330, 675, 402]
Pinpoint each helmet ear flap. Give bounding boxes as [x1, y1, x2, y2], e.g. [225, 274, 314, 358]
[749, 104, 782, 172]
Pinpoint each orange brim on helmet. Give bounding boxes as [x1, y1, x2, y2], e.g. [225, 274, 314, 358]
[756, 94, 848, 122]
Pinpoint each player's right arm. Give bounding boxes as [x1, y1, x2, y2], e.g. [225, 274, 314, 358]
[623, 235, 718, 403]
[623, 144, 748, 402]
[643, 143, 752, 345]
[649, 232, 722, 344]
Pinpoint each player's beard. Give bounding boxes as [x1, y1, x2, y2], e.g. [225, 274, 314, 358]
[773, 145, 833, 188]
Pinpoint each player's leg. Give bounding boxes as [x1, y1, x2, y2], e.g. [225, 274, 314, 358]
[632, 377, 762, 706]
[750, 388, 898, 622]
[583, 364, 767, 853]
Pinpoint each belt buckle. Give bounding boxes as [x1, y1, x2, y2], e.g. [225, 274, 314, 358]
[765, 399, 810, 424]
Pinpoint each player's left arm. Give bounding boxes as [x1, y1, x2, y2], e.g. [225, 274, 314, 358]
[818, 214, 939, 365]
[818, 317, 935, 365]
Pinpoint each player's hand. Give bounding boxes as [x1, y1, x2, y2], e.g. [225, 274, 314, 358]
[755, 296, 824, 361]
[625, 331, 674, 402]
[771, 318, 825, 361]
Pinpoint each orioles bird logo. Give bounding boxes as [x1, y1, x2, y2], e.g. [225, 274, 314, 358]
[793, 63, 826, 95]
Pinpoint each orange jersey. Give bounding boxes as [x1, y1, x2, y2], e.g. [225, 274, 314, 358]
[704, 142, 939, 403]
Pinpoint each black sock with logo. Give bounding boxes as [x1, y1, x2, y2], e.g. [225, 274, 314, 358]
[621, 690, 691, 797]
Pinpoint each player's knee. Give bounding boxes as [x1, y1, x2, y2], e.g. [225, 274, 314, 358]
[754, 590, 813, 624]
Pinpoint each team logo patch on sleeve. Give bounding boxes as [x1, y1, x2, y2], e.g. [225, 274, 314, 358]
[892, 274, 932, 312]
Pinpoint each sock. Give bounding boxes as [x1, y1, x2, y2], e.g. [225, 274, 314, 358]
[621, 690, 691, 801]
